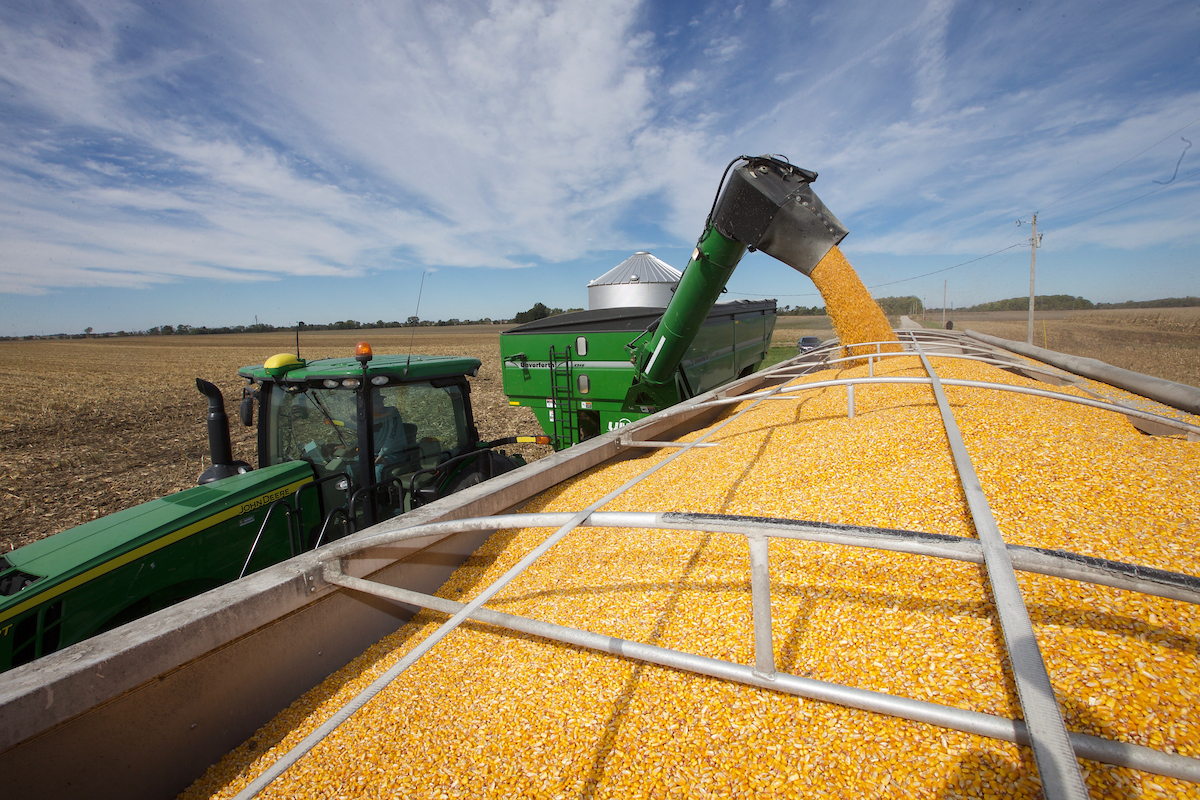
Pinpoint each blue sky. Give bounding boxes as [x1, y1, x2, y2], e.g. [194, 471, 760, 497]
[0, 0, 1197, 336]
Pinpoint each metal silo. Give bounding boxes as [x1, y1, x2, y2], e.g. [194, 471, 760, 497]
[587, 251, 681, 310]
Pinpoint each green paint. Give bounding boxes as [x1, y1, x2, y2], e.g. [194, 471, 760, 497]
[500, 294, 775, 449]
[0, 463, 316, 671]
[639, 226, 748, 391]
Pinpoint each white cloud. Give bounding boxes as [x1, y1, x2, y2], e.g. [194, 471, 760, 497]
[0, 0, 1196, 313]
[669, 79, 698, 96]
[909, 0, 954, 114]
[0, 0, 722, 295]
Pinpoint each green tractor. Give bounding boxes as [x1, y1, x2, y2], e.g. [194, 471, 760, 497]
[0, 342, 543, 673]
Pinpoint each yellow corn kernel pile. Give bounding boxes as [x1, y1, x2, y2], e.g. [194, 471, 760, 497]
[809, 245, 902, 359]
[181, 350, 1200, 800]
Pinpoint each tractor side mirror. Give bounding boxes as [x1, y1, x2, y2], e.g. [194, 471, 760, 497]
[239, 391, 254, 427]
[291, 394, 310, 419]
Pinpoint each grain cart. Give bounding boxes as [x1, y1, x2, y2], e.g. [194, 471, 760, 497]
[501, 299, 777, 446]
[0, 343, 542, 673]
[502, 155, 845, 448]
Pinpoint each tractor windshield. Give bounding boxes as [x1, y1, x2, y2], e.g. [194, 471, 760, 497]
[264, 381, 471, 484]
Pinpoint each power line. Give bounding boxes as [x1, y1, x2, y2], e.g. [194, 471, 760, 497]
[1037, 113, 1200, 214]
[866, 242, 1027, 289]
[1045, 167, 1198, 234]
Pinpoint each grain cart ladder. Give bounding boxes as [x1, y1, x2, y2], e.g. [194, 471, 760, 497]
[548, 345, 578, 450]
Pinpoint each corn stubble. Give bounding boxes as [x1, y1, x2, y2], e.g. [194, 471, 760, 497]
[181, 255, 1200, 799]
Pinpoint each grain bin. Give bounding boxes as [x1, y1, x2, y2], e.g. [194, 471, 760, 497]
[586, 251, 681, 310]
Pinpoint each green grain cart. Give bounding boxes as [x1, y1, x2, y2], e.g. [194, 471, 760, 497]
[501, 299, 777, 447]
[502, 155, 847, 449]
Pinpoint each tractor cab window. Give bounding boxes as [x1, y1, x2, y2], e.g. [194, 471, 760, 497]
[264, 381, 470, 486]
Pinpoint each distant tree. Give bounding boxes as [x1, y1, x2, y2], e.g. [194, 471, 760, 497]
[875, 296, 923, 316]
[513, 303, 552, 324]
[958, 295, 1094, 313]
[84, 326, 93, 337]
[1094, 296, 1199, 310]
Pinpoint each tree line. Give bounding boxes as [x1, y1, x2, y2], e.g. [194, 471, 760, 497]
[4, 305, 580, 341]
[9, 295, 1197, 341]
[926, 295, 1196, 313]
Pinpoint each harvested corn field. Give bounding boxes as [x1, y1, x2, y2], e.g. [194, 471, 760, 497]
[182, 330, 1200, 800]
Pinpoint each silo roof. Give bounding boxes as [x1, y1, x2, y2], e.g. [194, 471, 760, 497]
[587, 251, 682, 287]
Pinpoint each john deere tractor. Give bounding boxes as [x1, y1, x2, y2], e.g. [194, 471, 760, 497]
[0, 341, 542, 672]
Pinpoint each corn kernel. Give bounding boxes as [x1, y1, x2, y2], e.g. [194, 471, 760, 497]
[810, 245, 902, 360]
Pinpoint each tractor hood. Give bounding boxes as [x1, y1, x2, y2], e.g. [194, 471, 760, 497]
[1, 463, 313, 593]
[238, 354, 481, 387]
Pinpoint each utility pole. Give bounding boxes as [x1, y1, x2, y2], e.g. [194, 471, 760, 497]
[1023, 213, 1042, 345]
[942, 281, 947, 327]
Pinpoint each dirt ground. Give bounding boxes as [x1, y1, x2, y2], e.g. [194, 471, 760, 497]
[904, 307, 1200, 387]
[3, 309, 1197, 552]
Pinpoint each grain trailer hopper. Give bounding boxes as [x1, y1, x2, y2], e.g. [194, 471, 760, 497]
[2, 326, 1198, 799]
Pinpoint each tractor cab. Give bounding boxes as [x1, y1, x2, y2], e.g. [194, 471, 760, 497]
[235, 343, 509, 537]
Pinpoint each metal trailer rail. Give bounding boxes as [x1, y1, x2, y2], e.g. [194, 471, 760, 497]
[1, 329, 1196, 799]
[206, 509, 1200, 793]
[910, 336, 1086, 798]
[231, 333, 1199, 799]
[710, 338, 1200, 440]
[965, 329, 1200, 416]
[233, 344, 805, 798]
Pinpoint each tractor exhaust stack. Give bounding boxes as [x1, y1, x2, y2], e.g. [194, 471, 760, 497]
[196, 379, 251, 484]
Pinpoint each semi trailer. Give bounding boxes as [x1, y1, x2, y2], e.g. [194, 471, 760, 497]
[1, 326, 1197, 800]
